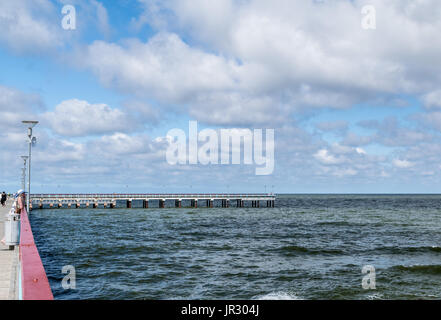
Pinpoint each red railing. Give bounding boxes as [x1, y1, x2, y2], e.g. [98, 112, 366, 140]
[20, 207, 54, 300]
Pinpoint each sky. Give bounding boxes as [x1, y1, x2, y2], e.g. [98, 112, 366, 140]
[1, 0, 441, 194]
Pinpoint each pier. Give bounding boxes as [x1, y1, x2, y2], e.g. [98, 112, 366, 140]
[0, 199, 53, 300]
[0, 200, 18, 300]
[30, 193, 276, 209]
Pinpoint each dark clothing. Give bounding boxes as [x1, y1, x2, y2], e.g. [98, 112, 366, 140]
[1, 193, 6, 204]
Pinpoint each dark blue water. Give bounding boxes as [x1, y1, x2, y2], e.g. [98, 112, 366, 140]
[30, 195, 441, 300]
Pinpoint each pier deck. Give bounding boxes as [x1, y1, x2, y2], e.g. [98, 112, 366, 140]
[30, 193, 276, 209]
[0, 199, 18, 300]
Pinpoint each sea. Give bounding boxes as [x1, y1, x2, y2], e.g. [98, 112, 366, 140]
[30, 194, 441, 300]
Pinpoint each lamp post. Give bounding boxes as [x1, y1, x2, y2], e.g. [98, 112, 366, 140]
[21, 156, 28, 190]
[22, 120, 38, 211]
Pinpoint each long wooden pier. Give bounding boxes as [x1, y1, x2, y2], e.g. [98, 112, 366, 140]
[30, 193, 276, 209]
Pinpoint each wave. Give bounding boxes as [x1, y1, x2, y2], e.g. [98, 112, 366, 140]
[254, 291, 302, 300]
[276, 245, 344, 255]
[316, 221, 353, 227]
[373, 245, 441, 254]
[391, 264, 441, 275]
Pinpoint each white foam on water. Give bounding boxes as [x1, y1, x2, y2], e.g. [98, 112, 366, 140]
[254, 291, 302, 300]
[366, 293, 384, 300]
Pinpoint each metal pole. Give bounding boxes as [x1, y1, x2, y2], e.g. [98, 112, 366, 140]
[28, 127, 32, 211]
[22, 121, 38, 212]
[22, 168, 25, 190]
[21, 156, 28, 191]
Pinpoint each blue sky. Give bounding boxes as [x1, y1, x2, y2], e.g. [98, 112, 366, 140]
[2, 0, 441, 194]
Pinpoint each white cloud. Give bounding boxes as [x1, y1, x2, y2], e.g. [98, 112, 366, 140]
[314, 149, 344, 165]
[76, 0, 441, 127]
[82, 33, 239, 103]
[393, 159, 414, 169]
[0, 85, 43, 131]
[422, 90, 441, 109]
[0, 0, 63, 53]
[43, 99, 138, 137]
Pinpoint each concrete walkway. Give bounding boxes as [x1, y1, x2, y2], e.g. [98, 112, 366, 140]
[0, 199, 19, 300]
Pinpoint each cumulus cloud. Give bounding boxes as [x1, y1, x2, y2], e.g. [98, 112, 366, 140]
[314, 149, 345, 165]
[393, 159, 414, 169]
[0, 0, 116, 54]
[73, 0, 441, 127]
[4, 1, 441, 192]
[81, 33, 239, 102]
[0, 85, 43, 128]
[89, 132, 154, 155]
[0, 0, 63, 53]
[422, 90, 441, 109]
[356, 116, 432, 147]
[43, 99, 140, 137]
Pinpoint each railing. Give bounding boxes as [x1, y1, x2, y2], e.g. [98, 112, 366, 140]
[19, 207, 54, 300]
[31, 193, 275, 199]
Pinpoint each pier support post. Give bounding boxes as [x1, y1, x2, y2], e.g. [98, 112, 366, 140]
[159, 199, 165, 208]
[175, 200, 181, 208]
[143, 200, 149, 208]
[209, 200, 213, 208]
[257, 201, 260, 208]
[39, 202, 43, 209]
[226, 199, 229, 208]
[127, 200, 132, 208]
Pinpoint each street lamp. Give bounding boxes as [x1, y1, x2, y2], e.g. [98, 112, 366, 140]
[22, 120, 38, 211]
[21, 156, 28, 190]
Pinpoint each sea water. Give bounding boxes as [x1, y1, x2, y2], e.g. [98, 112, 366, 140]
[30, 194, 441, 300]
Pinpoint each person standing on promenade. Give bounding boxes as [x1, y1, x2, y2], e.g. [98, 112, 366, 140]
[1, 192, 6, 207]
[1, 189, 25, 245]
[14, 189, 26, 213]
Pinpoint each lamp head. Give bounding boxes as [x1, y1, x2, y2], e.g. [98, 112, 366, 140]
[22, 120, 39, 128]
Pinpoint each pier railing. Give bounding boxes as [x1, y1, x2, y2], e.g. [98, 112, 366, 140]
[32, 193, 275, 199]
[30, 193, 276, 209]
[19, 207, 53, 300]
